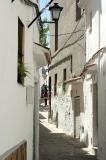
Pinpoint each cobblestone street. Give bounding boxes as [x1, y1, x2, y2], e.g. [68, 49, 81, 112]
[39, 106, 97, 160]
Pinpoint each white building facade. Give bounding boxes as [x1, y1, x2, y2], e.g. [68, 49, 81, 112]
[49, 0, 85, 138]
[79, 0, 106, 159]
[0, 1, 50, 160]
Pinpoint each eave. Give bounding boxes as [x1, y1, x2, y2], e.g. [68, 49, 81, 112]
[85, 63, 97, 74]
[33, 43, 51, 68]
[64, 76, 82, 84]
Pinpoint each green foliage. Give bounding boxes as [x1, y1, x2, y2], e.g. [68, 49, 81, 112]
[40, 18, 49, 47]
[18, 54, 30, 86]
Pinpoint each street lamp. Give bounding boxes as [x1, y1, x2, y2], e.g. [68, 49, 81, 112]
[49, 3, 63, 51]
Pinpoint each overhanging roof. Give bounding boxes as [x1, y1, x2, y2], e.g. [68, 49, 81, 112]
[33, 43, 51, 68]
[64, 76, 82, 84]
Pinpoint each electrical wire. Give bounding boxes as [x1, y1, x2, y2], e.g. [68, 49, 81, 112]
[28, 0, 54, 28]
[63, 12, 84, 47]
[51, 12, 85, 59]
[51, 33, 85, 59]
[43, 30, 85, 37]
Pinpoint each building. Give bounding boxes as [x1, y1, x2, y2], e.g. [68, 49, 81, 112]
[0, 1, 50, 160]
[79, 0, 106, 159]
[49, 0, 85, 138]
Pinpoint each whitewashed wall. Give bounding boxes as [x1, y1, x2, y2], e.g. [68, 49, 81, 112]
[49, 0, 85, 135]
[81, 0, 106, 159]
[0, 1, 39, 160]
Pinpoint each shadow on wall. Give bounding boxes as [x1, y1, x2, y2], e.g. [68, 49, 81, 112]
[87, 0, 102, 29]
[93, 0, 102, 17]
[39, 104, 49, 112]
[50, 110, 58, 127]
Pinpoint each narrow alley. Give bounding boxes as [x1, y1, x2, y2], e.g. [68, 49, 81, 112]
[39, 106, 97, 160]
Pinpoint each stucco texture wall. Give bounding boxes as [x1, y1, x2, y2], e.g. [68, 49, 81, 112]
[49, 0, 85, 136]
[0, 1, 39, 160]
[85, 0, 106, 159]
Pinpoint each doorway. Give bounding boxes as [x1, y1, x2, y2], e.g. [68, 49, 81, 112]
[74, 97, 80, 139]
[92, 83, 98, 147]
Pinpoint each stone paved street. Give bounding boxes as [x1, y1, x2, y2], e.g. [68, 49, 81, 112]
[39, 106, 97, 160]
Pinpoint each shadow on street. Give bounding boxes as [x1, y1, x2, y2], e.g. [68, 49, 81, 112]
[39, 104, 49, 112]
[39, 113, 97, 160]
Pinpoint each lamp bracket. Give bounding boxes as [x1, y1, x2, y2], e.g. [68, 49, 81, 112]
[42, 21, 55, 24]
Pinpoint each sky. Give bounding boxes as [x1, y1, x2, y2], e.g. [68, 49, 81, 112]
[39, 0, 50, 20]
[39, 0, 51, 47]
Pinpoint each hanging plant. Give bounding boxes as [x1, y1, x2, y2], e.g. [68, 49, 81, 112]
[18, 54, 30, 86]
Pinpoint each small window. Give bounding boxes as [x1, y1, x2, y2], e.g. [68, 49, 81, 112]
[54, 74, 57, 96]
[49, 77, 51, 92]
[17, 18, 25, 85]
[76, 0, 81, 21]
[63, 69, 67, 92]
[70, 55, 73, 73]
[63, 68, 67, 82]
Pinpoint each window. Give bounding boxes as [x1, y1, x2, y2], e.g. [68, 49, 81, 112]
[63, 68, 67, 82]
[49, 77, 51, 92]
[76, 0, 81, 21]
[17, 18, 25, 85]
[63, 68, 67, 92]
[70, 55, 73, 73]
[54, 74, 57, 96]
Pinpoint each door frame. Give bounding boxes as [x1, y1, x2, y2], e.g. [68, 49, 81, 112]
[92, 83, 98, 147]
